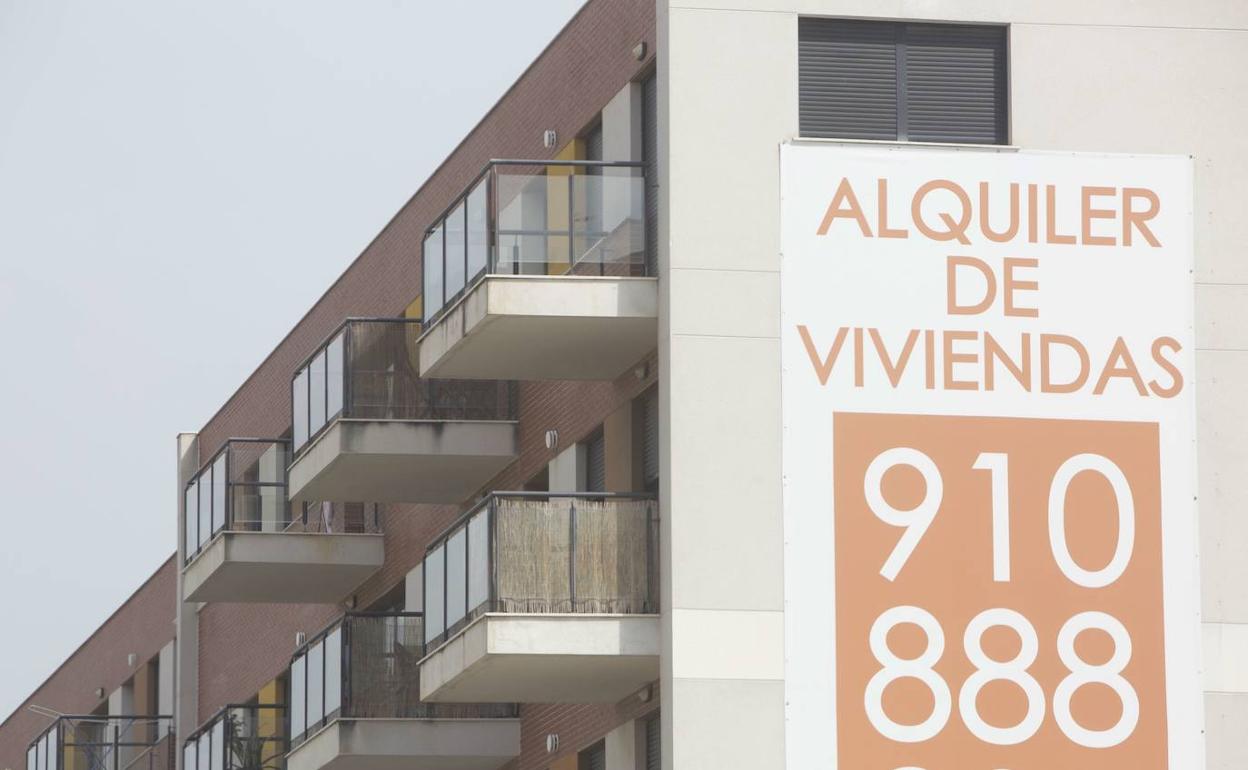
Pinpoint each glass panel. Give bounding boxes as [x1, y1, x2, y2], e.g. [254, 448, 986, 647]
[183, 742, 196, 770]
[423, 226, 443, 322]
[290, 655, 306, 739]
[198, 477, 211, 549]
[185, 483, 198, 558]
[424, 548, 445, 644]
[210, 719, 224, 770]
[309, 350, 327, 438]
[307, 639, 324, 728]
[495, 173, 549, 274]
[466, 178, 489, 279]
[467, 510, 490, 614]
[197, 732, 210, 770]
[444, 201, 466, 299]
[326, 332, 345, 421]
[292, 369, 308, 449]
[446, 528, 467, 629]
[259, 486, 285, 531]
[324, 628, 342, 718]
[211, 453, 227, 533]
[45, 731, 55, 770]
[27, 744, 35, 770]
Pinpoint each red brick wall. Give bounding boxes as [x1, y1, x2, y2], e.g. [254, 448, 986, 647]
[0, 557, 177, 770]
[192, 0, 659, 758]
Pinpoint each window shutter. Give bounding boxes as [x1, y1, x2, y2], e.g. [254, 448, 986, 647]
[902, 23, 1007, 144]
[585, 122, 604, 162]
[642, 389, 659, 488]
[586, 429, 606, 492]
[579, 742, 606, 770]
[646, 713, 661, 770]
[799, 18, 1007, 145]
[799, 18, 898, 140]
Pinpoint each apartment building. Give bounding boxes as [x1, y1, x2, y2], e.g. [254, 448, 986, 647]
[2, 1, 1244, 769]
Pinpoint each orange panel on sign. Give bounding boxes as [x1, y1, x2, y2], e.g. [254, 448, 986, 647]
[833, 412, 1167, 770]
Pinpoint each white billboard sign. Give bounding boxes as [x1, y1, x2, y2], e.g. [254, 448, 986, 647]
[781, 143, 1200, 769]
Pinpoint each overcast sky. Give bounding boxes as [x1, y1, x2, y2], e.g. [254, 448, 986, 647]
[0, 0, 582, 720]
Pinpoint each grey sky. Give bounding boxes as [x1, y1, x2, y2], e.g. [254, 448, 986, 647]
[0, 0, 582, 719]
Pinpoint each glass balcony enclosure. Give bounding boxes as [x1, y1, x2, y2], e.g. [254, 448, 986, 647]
[184, 439, 383, 566]
[423, 492, 659, 649]
[288, 612, 515, 747]
[29, 716, 174, 770]
[290, 318, 515, 457]
[184, 439, 288, 564]
[182, 705, 286, 770]
[422, 160, 647, 324]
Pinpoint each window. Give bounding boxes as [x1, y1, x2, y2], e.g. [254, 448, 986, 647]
[577, 742, 606, 770]
[641, 387, 659, 492]
[799, 18, 1007, 144]
[645, 712, 661, 770]
[586, 428, 606, 492]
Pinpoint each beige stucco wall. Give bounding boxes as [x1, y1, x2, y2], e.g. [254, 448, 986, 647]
[658, 1, 1248, 768]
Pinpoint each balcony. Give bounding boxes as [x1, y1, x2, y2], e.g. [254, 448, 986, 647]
[419, 493, 660, 704]
[418, 160, 658, 381]
[182, 438, 384, 604]
[183, 704, 286, 770]
[284, 613, 519, 770]
[28, 716, 174, 770]
[287, 318, 518, 504]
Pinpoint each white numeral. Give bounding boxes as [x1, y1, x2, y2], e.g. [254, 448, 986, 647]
[865, 608, 1140, 749]
[1053, 612, 1139, 748]
[959, 608, 1045, 745]
[865, 606, 952, 743]
[972, 452, 1011, 582]
[865, 448, 943, 581]
[1048, 454, 1136, 588]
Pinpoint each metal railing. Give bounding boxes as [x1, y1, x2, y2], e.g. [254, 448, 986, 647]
[183, 440, 383, 565]
[290, 318, 517, 457]
[288, 612, 516, 748]
[423, 492, 660, 649]
[182, 705, 286, 770]
[28, 716, 174, 770]
[422, 159, 648, 324]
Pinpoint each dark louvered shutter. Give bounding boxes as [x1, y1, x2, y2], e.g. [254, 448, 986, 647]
[586, 429, 606, 492]
[579, 742, 606, 770]
[903, 23, 1007, 144]
[642, 388, 659, 491]
[645, 713, 661, 770]
[799, 18, 898, 140]
[642, 73, 658, 276]
[585, 122, 604, 162]
[799, 18, 1007, 145]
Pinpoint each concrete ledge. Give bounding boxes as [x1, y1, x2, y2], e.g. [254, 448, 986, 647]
[288, 419, 519, 504]
[419, 275, 659, 380]
[182, 531, 384, 603]
[420, 614, 661, 704]
[286, 718, 520, 770]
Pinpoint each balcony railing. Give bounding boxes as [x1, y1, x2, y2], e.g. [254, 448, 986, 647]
[421, 159, 648, 324]
[28, 716, 173, 770]
[290, 318, 516, 457]
[182, 705, 286, 770]
[288, 612, 515, 747]
[423, 492, 660, 649]
[184, 439, 382, 565]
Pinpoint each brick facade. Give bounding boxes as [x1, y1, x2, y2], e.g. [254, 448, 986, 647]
[1, 2, 660, 767]
[0, 557, 177, 770]
[191, 0, 660, 762]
